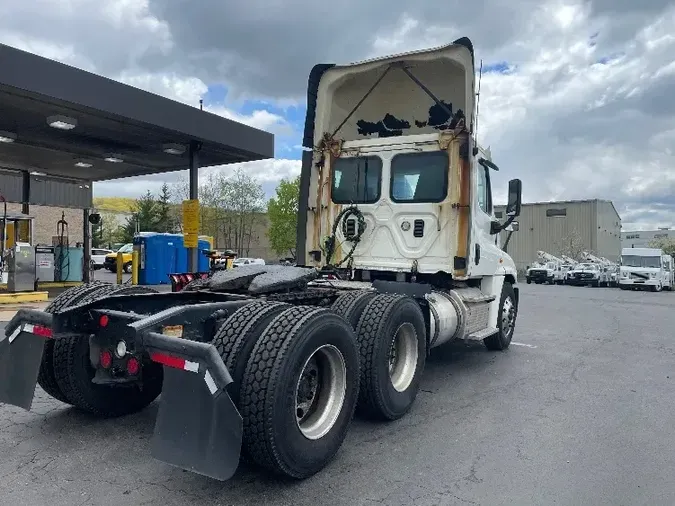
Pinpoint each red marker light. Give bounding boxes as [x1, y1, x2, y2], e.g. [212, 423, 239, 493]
[126, 357, 140, 375]
[99, 350, 113, 369]
[99, 315, 109, 327]
[31, 325, 52, 338]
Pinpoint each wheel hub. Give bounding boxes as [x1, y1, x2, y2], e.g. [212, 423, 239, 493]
[388, 322, 418, 393]
[294, 344, 347, 440]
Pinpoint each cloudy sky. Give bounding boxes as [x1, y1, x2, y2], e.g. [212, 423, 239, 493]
[2, 0, 674, 231]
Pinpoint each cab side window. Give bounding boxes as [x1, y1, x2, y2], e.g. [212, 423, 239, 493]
[476, 165, 491, 214]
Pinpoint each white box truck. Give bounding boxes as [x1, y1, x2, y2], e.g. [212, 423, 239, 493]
[619, 247, 673, 291]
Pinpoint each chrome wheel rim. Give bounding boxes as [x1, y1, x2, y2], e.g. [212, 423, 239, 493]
[388, 323, 418, 392]
[501, 296, 516, 338]
[295, 344, 347, 440]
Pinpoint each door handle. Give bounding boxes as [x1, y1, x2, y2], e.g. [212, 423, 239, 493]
[475, 244, 480, 265]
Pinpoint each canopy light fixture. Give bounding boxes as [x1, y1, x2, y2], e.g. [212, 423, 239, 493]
[163, 143, 186, 155]
[30, 171, 46, 176]
[104, 154, 123, 163]
[75, 161, 93, 168]
[47, 115, 78, 130]
[0, 131, 17, 143]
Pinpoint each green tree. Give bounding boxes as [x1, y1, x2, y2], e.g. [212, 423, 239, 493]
[92, 210, 125, 248]
[267, 176, 300, 258]
[219, 168, 266, 256]
[121, 190, 159, 242]
[155, 182, 173, 233]
[648, 237, 675, 258]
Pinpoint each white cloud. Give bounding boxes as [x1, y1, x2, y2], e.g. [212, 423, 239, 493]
[2, 0, 675, 232]
[93, 158, 302, 200]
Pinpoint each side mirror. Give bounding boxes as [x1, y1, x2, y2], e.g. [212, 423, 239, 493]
[506, 179, 522, 217]
[479, 157, 500, 171]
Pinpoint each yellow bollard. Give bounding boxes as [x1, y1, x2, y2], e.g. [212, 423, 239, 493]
[131, 250, 139, 285]
[116, 252, 123, 284]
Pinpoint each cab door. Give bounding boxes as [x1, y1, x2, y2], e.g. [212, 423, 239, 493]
[469, 150, 502, 277]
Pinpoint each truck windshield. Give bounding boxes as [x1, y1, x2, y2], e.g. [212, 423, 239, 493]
[621, 255, 661, 268]
[331, 156, 382, 204]
[117, 244, 133, 253]
[390, 151, 449, 203]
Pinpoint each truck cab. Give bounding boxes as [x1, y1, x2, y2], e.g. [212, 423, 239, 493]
[569, 262, 603, 287]
[526, 262, 555, 284]
[298, 38, 521, 288]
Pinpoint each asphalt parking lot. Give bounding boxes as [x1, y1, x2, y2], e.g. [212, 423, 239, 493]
[0, 283, 674, 506]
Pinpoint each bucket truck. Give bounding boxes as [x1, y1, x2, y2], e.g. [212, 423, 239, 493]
[526, 251, 571, 285]
[568, 252, 611, 287]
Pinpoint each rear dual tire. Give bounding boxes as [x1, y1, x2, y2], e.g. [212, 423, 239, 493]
[354, 294, 427, 421]
[38, 281, 111, 403]
[49, 284, 164, 417]
[238, 305, 360, 479]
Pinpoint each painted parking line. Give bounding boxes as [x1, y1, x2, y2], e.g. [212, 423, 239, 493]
[511, 342, 537, 349]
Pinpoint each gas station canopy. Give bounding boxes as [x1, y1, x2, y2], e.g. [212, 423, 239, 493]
[0, 43, 275, 182]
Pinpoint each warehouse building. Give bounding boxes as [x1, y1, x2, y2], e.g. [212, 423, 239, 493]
[494, 199, 622, 271]
[621, 228, 674, 249]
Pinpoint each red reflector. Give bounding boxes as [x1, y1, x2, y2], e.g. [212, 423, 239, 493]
[100, 350, 113, 369]
[150, 352, 186, 370]
[32, 325, 52, 338]
[99, 315, 109, 327]
[126, 357, 140, 375]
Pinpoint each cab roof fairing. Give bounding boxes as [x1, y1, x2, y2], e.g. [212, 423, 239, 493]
[301, 37, 477, 150]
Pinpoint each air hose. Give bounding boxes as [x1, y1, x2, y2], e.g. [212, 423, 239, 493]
[323, 206, 367, 268]
[55, 212, 70, 282]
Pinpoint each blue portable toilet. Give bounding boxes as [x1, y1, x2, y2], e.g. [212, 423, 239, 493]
[135, 233, 180, 285]
[135, 233, 156, 285]
[136, 233, 213, 285]
[172, 235, 211, 273]
[174, 234, 187, 273]
[198, 238, 210, 271]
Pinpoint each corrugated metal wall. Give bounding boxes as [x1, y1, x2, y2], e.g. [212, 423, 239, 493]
[495, 200, 620, 269]
[595, 201, 622, 261]
[0, 169, 92, 209]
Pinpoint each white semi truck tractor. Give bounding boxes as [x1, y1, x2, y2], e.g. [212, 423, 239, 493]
[0, 37, 523, 482]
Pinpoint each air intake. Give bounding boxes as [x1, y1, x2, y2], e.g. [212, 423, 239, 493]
[413, 220, 424, 237]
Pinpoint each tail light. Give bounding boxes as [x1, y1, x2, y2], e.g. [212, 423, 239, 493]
[99, 350, 113, 369]
[126, 357, 140, 375]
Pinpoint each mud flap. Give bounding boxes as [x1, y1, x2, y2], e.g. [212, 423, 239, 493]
[142, 331, 243, 481]
[0, 326, 47, 410]
[151, 367, 243, 481]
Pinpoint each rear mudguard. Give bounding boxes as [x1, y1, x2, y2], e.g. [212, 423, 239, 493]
[0, 303, 248, 481]
[0, 309, 53, 410]
[142, 331, 242, 481]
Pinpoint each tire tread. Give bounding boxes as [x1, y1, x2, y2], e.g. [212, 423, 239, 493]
[240, 305, 329, 476]
[37, 282, 111, 403]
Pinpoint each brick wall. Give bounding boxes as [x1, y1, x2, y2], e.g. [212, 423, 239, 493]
[3, 203, 85, 246]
